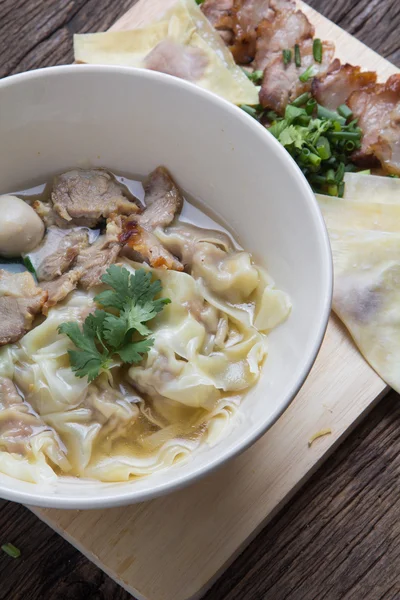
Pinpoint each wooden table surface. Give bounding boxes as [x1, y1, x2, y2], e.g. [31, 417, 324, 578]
[0, 1, 399, 599]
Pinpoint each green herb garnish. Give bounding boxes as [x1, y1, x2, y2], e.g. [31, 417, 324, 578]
[2, 543, 21, 558]
[243, 69, 263, 84]
[282, 49, 292, 65]
[267, 96, 363, 196]
[23, 256, 37, 277]
[299, 65, 317, 83]
[294, 44, 301, 67]
[58, 266, 170, 382]
[195, 0, 205, 4]
[240, 104, 261, 119]
[337, 104, 353, 120]
[313, 38, 322, 63]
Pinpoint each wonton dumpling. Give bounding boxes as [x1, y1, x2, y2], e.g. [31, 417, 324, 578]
[317, 181, 400, 395]
[74, 0, 259, 105]
[330, 230, 400, 393]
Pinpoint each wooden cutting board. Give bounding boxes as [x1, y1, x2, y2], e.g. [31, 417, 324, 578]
[30, 2, 399, 599]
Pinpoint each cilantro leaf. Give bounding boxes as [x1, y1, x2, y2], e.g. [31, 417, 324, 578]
[58, 320, 110, 382]
[103, 312, 129, 349]
[95, 264, 131, 309]
[59, 266, 170, 382]
[116, 338, 154, 364]
[67, 349, 108, 382]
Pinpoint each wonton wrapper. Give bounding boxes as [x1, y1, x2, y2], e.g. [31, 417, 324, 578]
[317, 175, 400, 394]
[73, 0, 259, 106]
[344, 172, 400, 203]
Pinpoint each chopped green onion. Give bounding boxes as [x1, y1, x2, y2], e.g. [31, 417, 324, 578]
[299, 65, 316, 83]
[335, 162, 345, 183]
[338, 182, 345, 197]
[291, 92, 310, 107]
[327, 184, 338, 196]
[294, 44, 301, 67]
[300, 148, 311, 158]
[313, 38, 323, 63]
[240, 104, 259, 119]
[2, 543, 21, 558]
[337, 104, 353, 120]
[317, 104, 346, 125]
[305, 98, 317, 115]
[316, 136, 331, 160]
[23, 256, 37, 277]
[244, 69, 264, 84]
[326, 169, 336, 184]
[328, 131, 361, 140]
[388, 174, 400, 178]
[282, 49, 292, 65]
[345, 140, 356, 152]
[195, 0, 205, 4]
[309, 174, 327, 185]
[308, 153, 321, 167]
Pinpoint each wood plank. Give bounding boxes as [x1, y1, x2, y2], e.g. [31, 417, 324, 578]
[24, 1, 398, 599]
[32, 315, 388, 600]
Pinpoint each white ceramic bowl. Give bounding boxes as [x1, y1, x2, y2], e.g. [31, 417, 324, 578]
[0, 65, 332, 508]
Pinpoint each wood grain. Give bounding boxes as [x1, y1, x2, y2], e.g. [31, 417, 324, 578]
[0, 1, 399, 600]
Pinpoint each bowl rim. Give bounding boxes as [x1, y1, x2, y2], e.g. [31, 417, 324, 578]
[0, 64, 333, 508]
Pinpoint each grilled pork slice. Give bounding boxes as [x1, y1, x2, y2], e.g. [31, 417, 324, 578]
[140, 166, 184, 230]
[0, 271, 47, 345]
[76, 237, 121, 290]
[254, 8, 313, 71]
[41, 270, 82, 313]
[123, 225, 184, 271]
[259, 39, 335, 113]
[312, 63, 377, 110]
[230, 0, 281, 64]
[201, 0, 235, 45]
[122, 167, 184, 271]
[36, 229, 89, 282]
[51, 169, 139, 228]
[348, 74, 400, 175]
[201, 0, 296, 63]
[42, 217, 123, 310]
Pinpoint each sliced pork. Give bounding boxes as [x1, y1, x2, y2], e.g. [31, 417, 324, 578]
[201, 0, 235, 45]
[123, 225, 184, 271]
[348, 74, 400, 174]
[121, 167, 184, 271]
[0, 271, 47, 345]
[260, 39, 335, 113]
[41, 270, 82, 314]
[140, 166, 184, 230]
[36, 229, 89, 282]
[312, 63, 377, 110]
[51, 169, 139, 228]
[254, 8, 314, 71]
[230, 0, 277, 64]
[76, 236, 121, 290]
